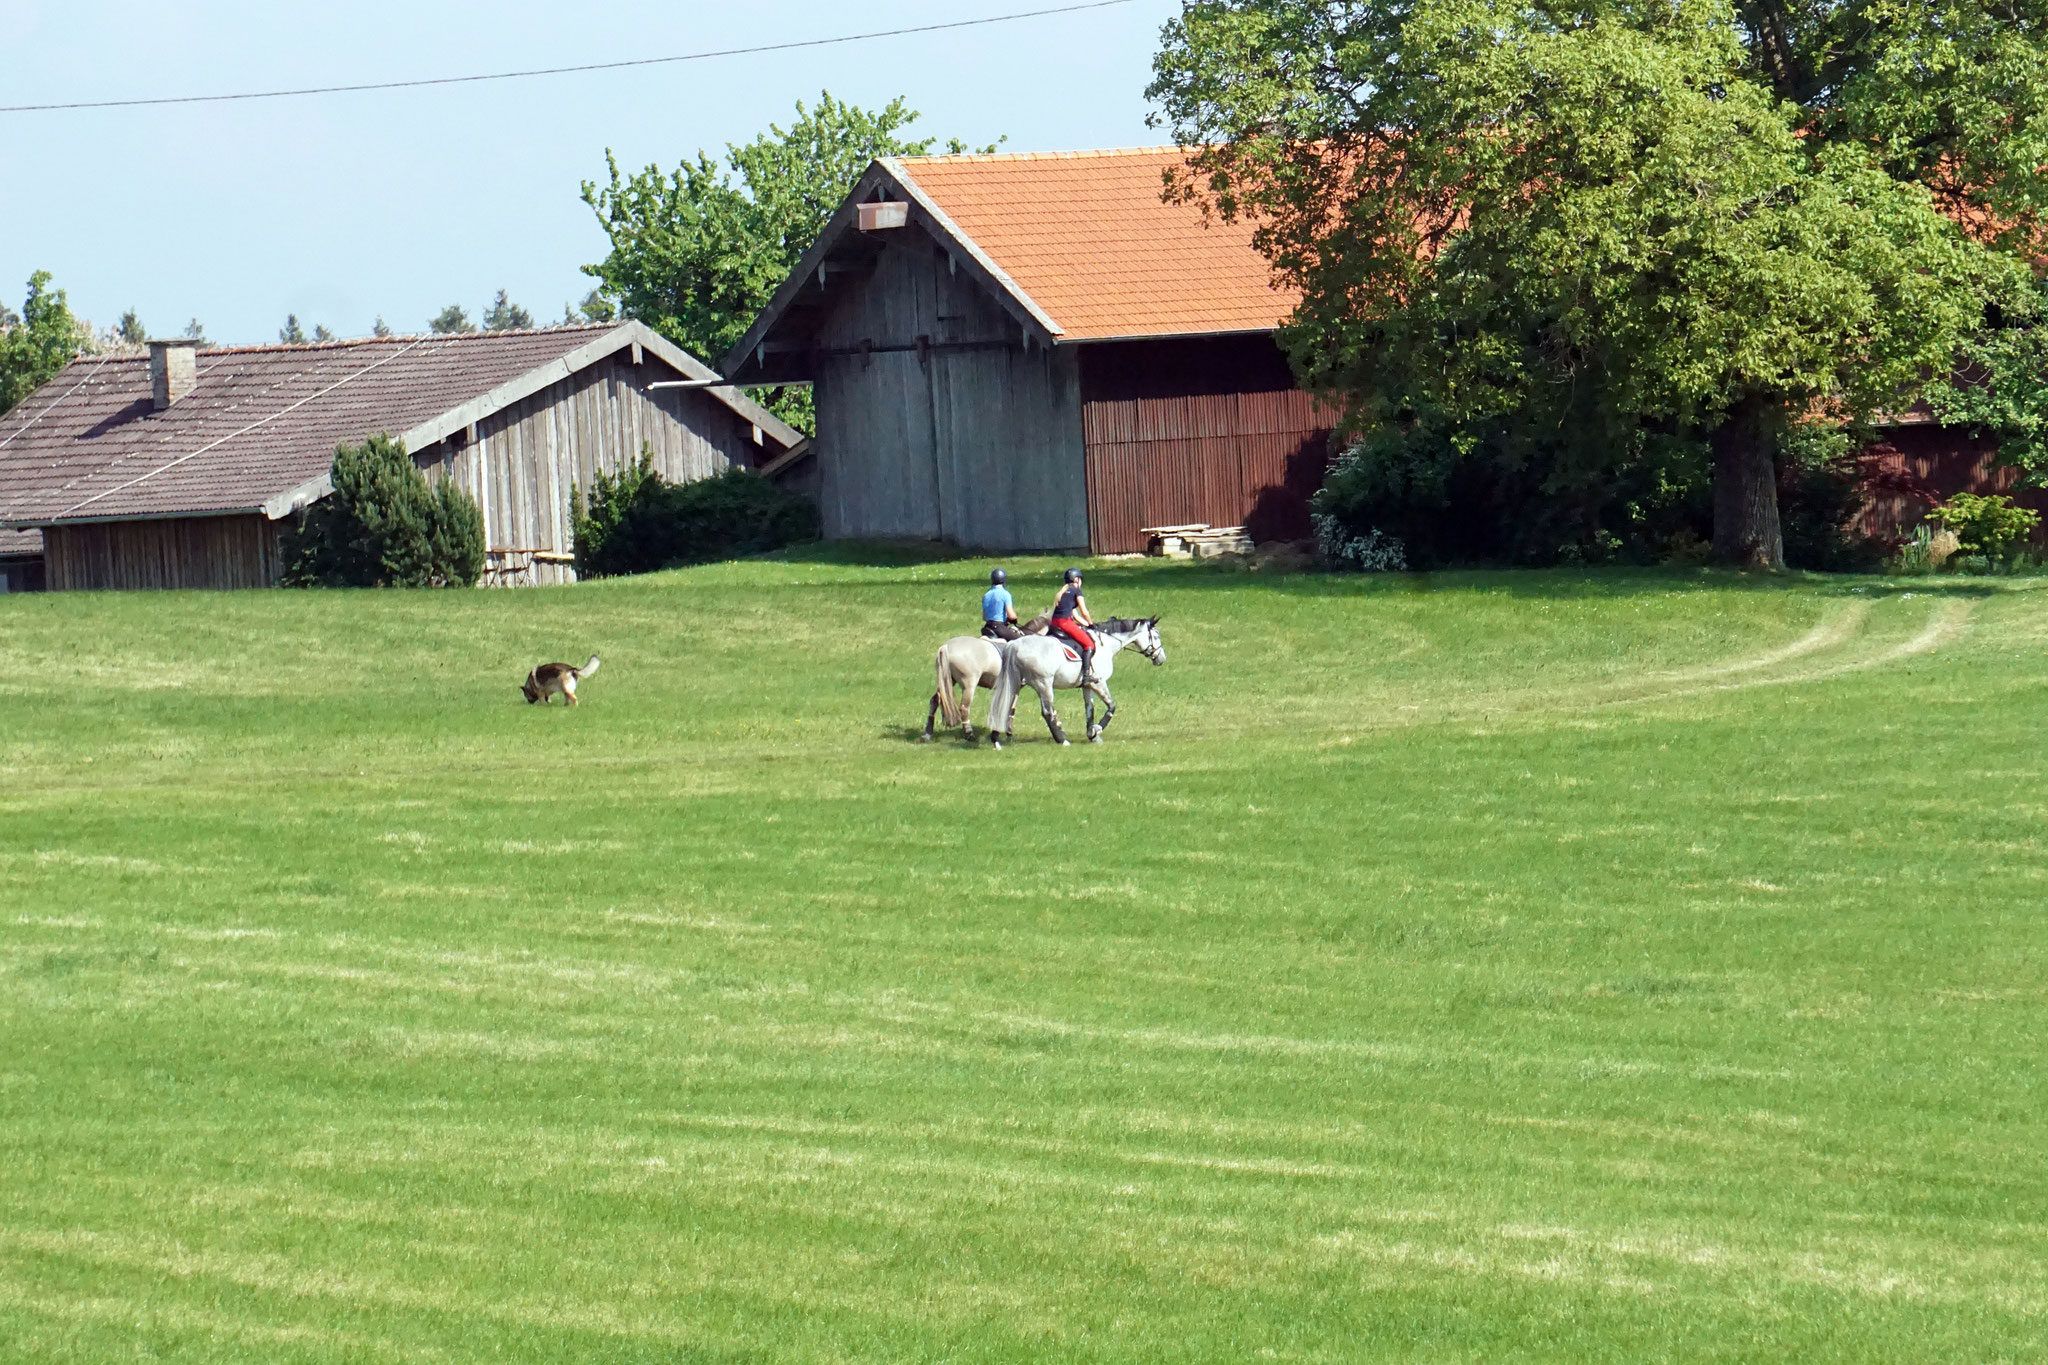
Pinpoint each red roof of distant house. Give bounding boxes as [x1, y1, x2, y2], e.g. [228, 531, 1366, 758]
[888, 148, 1296, 341]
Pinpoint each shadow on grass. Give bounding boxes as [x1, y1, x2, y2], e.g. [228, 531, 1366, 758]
[1069, 560, 2034, 602]
[720, 538, 2046, 604]
[750, 538, 986, 569]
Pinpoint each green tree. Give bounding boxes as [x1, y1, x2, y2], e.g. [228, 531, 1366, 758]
[1150, 0, 2031, 569]
[429, 305, 476, 335]
[281, 434, 485, 588]
[182, 318, 209, 346]
[581, 91, 998, 431]
[116, 309, 146, 345]
[481, 290, 534, 331]
[279, 314, 308, 344]
[313, 324, 336, 342]
[0, 271, 87, 417]
[564, 290, 618, 326]
[372, 316, 393, 338]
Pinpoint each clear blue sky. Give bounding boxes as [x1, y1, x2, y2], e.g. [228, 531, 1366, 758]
[0, 0, 1181, 347]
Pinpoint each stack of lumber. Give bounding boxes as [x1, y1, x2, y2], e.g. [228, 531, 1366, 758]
[1139, 523, 1255, 559]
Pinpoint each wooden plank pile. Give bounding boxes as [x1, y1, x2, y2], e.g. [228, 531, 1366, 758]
[1139, 523, 1256, 559]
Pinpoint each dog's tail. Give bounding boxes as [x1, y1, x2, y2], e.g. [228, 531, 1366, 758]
[935, 647, 963, 728]
[579, 655, 601, 678]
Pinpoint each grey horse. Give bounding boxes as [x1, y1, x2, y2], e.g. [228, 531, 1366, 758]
[985, 617, 1165, 748]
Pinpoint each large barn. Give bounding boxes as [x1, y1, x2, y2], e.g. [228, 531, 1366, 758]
[0, 322, 802, 590]
[724, 148, 1337, 554]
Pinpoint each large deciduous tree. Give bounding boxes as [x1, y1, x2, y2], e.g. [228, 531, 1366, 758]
[580, 92, 997, 431]
[1149, 0, 2042, 568]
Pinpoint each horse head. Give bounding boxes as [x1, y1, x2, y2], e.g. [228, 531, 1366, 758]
[1108, 615, 1164, 665]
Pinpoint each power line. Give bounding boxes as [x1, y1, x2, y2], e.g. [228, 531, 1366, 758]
[0, 0, 1138, 114]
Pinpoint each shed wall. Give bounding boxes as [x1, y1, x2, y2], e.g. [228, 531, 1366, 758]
[1854, 425, 2048, 548]
[812, 229, 1088, 551]
[43, 515, 281, 591]
[1078, 340, 1339, 554]
[421, 353, 764, 586]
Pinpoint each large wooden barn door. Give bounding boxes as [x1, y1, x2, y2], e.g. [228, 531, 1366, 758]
[1081, 392, 1340, 554]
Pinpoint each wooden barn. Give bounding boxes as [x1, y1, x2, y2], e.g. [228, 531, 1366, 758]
[724, 148, 1337, 554]
[0, 323, 802, 590]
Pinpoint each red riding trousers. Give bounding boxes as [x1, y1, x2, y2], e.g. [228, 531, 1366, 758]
[1050, 618, 1093, 658]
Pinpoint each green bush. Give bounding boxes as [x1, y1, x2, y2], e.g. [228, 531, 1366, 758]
[281, 434, 485, 588]
[1311, 421, 1710, 570]
[573, 449, 818, 578]
[1926, 493, 2041, 565]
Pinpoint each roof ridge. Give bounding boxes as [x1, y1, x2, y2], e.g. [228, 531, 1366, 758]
[127, 321, 620, 359]
[894, 145, 1191, 167]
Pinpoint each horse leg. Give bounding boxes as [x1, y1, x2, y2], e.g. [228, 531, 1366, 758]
[1092, 684, 1117, 739]
[923, 692, 939, 742]
[960, 677, 977, 741]
[1084, 687, 1096, 741]
[1038, 680, 1069, 745]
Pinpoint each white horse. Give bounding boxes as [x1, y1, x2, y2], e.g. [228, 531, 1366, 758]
[923, 635, 1003, 742]
[986, 617, 1165, 748]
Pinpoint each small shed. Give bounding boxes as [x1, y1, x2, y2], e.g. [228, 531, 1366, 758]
[0, 322, 802, 590]
[724, 148, 1338, 554]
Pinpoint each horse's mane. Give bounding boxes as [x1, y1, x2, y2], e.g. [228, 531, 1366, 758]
[1094, 616, 1150, 635]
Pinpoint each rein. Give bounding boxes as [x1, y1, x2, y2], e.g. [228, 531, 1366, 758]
[1089, 623, 1162, 665]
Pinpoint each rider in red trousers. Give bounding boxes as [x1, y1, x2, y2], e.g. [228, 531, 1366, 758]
[1049, 567, 1096, 683]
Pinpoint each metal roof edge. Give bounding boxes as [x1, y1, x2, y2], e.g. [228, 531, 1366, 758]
[395, 321, 797, 458]
[8, 506, 264, 529]
[629, 323, 803, 449]
[396, 325, 645, 454]
[1056, 325, 1282, 345]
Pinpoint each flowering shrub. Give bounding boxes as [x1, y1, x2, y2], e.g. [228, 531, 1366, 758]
[1925, 493, 2040, 564]
[1313, 512, 1408, 572]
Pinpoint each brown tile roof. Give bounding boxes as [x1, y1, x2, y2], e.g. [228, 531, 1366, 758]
[889, 147, 1296, 341]
[0, 323, 792, 527]
[0, 528, 39, 557]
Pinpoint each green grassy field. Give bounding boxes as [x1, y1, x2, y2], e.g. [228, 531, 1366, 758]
[2, 549, 2044, 1363]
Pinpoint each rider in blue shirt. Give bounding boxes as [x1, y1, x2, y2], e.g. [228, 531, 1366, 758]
[980, 569, 1020, 640]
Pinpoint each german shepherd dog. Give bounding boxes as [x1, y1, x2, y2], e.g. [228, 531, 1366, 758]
[522, 655, 600, 706]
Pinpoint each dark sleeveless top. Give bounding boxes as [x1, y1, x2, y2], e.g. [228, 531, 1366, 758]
[1052, 584, 1083, 620]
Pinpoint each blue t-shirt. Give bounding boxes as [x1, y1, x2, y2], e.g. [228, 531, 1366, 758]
[981, 585, 1014, 621]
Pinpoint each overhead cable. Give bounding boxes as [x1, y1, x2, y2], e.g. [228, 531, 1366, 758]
[0, 1, 1137, 114]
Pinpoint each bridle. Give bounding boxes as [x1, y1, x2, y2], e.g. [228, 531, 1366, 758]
[1096, 623, 1163, 665]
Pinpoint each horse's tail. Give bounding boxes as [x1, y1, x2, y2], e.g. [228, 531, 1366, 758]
[935, 647, 964, 727]
[986, 643, 1018, 736]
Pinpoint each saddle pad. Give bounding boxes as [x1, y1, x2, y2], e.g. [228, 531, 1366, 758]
[1060, 647, 1079, 662]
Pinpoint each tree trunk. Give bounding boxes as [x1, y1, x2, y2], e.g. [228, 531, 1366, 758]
[1710, 397, 1784, 571]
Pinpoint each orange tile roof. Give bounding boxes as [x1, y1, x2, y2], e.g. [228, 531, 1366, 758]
[890, 148, 1296, 342]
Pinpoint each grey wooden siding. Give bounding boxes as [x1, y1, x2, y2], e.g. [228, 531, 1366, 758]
[812, 228, 1088, 551]
[416, 353, 763, 586]
[44, 515, 281, 591]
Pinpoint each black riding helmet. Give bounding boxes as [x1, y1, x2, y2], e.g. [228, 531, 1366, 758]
[990, 568, 1006, 585]
[1063, 567, 1084, 584]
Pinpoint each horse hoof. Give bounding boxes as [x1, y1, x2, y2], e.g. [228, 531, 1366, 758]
[917, 734, 931, 744]
[1060, 739, 1071, 746]
[1089, 734, 1103, 743]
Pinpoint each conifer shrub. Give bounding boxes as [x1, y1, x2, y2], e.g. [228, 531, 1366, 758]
[281, 434, 485, 587]
[572, 449, 818, 578]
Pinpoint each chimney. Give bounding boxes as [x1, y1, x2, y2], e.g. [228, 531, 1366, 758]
[149, 339, 199, 410]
